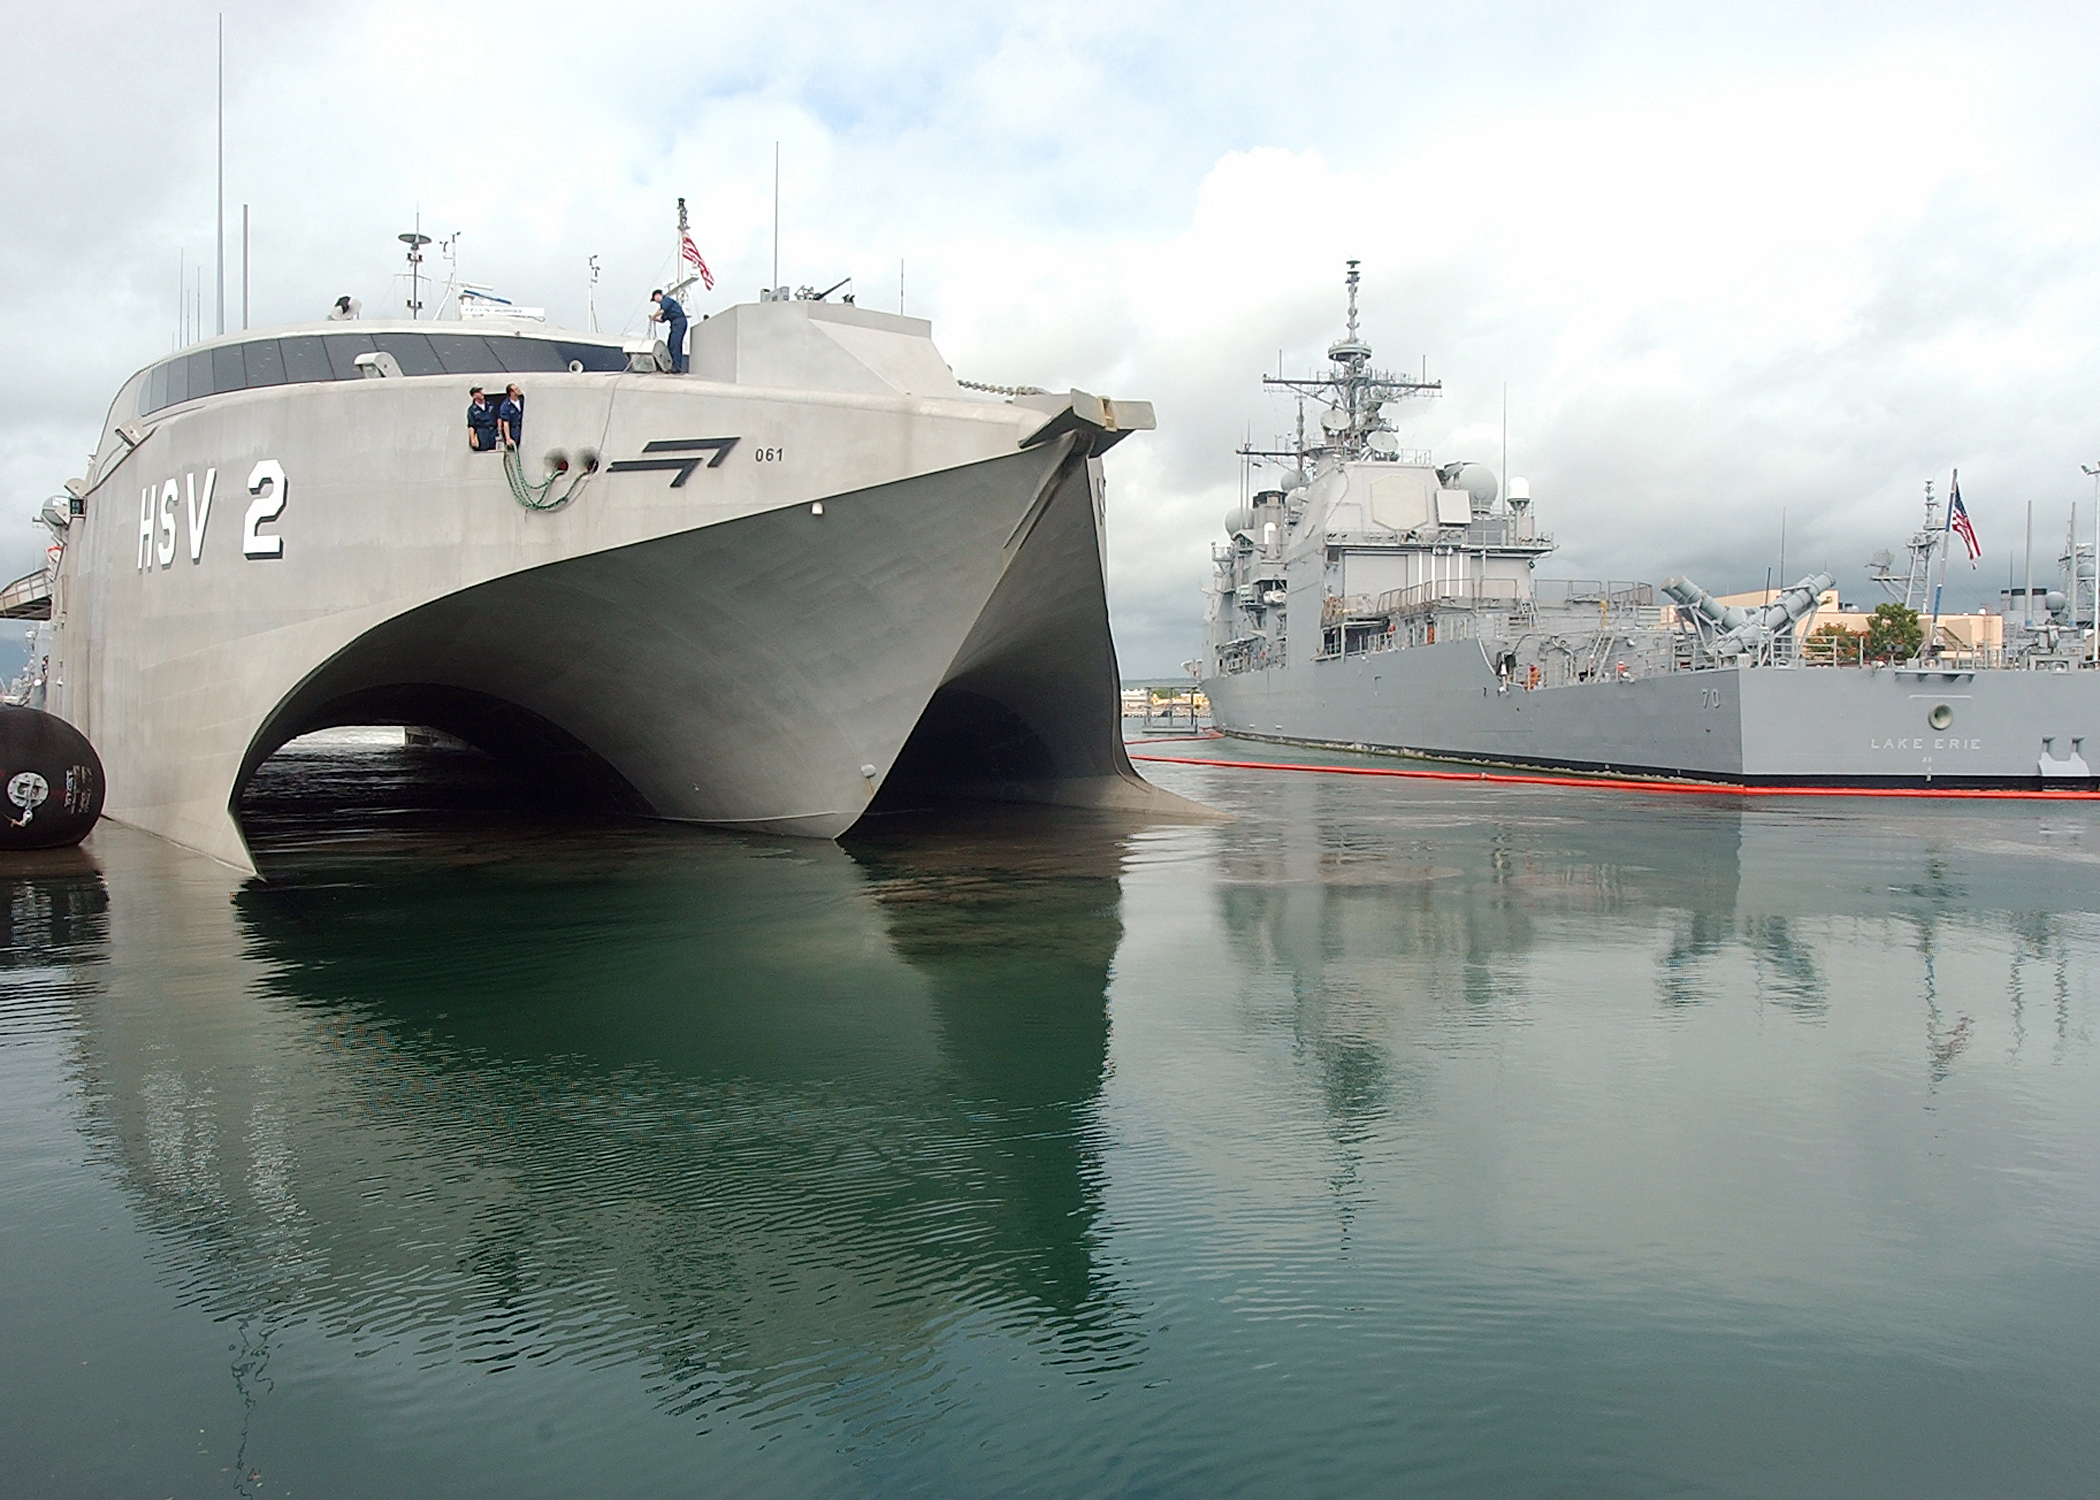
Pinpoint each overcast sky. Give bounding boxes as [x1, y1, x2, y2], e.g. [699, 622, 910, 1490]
[7, 1, 2100, 676]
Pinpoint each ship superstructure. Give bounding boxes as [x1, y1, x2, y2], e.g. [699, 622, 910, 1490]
[1202, 266, 2100, 788]
[32, 280, 1191, 872]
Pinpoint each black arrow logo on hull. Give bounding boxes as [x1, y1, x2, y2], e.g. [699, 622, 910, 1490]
[606, 437, 741, 487]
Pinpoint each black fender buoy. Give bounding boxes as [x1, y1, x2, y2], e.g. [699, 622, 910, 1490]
[0, 705, 104, 850]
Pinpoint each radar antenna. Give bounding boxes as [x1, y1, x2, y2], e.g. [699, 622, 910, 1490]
[398, 219, 433, 320]
[1239, 261, 1440, 470]
[1867, 478, 1943, 611]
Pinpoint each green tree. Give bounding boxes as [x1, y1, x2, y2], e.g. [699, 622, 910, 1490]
[1808, 621, 1865, 663]
[1864, 603, 1924, 662]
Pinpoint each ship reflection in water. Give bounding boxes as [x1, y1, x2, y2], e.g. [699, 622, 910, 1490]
[4, 742, 2099, 1497]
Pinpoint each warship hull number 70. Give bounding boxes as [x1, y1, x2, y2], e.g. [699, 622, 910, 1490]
[26, 291, 1191, 871]
[1203, 264, 2100, 790]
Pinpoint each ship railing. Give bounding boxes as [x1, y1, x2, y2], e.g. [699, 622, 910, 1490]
[1795, 635, 2016, 670]
[1214, 635, 1285, 675]
[0, 567, 52, 622]
[1531, 579, 1655, 609]
[1451, 517, 1549, 548]
[1321, 522, 1555, 550]
[1316, 578, 1528, 629]
[1367, 577, 1527, 617]
[1911, 645, 2010, 670]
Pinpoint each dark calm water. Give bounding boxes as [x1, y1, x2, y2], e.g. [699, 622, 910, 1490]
[4, 741, 2098, 1498]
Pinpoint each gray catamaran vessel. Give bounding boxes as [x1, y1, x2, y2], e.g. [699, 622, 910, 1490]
[1202, 264, 2100, 788]
[18, 249, 1191, 872]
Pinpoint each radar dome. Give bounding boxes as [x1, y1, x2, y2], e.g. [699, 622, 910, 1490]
[1225, 506, 1254, 534]
[1458, 464, 1499, 508]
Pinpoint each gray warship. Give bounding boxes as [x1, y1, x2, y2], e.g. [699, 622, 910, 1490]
[1202, 264, 2100, 788]
[14, 236, 1193, 872]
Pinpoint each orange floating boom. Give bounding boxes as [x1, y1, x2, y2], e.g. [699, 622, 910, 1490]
[1126, 753, 2100, 801]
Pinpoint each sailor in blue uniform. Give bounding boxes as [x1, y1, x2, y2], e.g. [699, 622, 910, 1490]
[466, 387, 500, 451]
[650, 290, 689, 374]
[498, 384, 525, 449]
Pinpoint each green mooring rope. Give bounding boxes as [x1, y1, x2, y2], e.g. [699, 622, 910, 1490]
[502, 447, 591, 511]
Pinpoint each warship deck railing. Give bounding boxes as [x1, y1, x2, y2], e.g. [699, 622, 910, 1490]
[0, 567, 52, 621]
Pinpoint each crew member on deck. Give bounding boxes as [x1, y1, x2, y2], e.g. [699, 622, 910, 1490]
[498, 384, 525, 450]
[650, 289, 688, 373]
[467, 387, 500, 452]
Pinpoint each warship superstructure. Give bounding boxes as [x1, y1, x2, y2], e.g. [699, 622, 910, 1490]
[24, 271, 1186, 872]
[1202, 265, 2100, 788]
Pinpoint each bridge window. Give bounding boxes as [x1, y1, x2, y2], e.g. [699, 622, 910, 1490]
[494, 339, 569, 373]
[373, 332, 444, 376]
[324, 333, 375, 381]
[211, 344, 245, 395]
[242, 338, 286, 388]
[280, 335, 333, 384]
[427, 333, 496, 375]
[136, 331, 627, 416]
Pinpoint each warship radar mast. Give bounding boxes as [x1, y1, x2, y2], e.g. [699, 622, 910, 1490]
[1240, 261, 1441, 471]
[1867, 479, 1944, 611]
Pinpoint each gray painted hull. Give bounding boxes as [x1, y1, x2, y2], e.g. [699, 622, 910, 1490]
[1206, 643, 2100, 786]
[51, 311, 1196, 872]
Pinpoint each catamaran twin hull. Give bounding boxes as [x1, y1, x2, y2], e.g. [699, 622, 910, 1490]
[51, 304, 1191, 872]
[1208, 640, 2100, 788]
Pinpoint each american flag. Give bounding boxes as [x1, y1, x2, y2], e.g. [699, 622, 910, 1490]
[1948, 474, 1981, 564]
[680, 233, 714, 291]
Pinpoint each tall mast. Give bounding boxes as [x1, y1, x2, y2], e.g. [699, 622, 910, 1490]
[1928, 471, 1955, 644]
[667, 198, 697, 303]
[399, 216, 431, 319]
[215, 13, 225, 336]
[1241, 261, 1438, 472]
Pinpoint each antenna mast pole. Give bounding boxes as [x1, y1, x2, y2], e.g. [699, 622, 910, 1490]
[2084, 464, 2100, 652]
[667, 198, 699, 304]
[241, 204, 249, 329]
[399, 216, 431, 320]
[1929, 470, 1955, 649]
[2024, 500, 2033, 628]
[772, 142, 781, 294]
[215, 12, 225, 335]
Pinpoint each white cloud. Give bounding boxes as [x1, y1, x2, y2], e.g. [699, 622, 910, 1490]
[6, 1, 2100, 679]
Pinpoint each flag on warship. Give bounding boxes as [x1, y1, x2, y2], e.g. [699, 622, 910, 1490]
[1948, 474, 1981, 564]
[681, 233, 714, 291]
